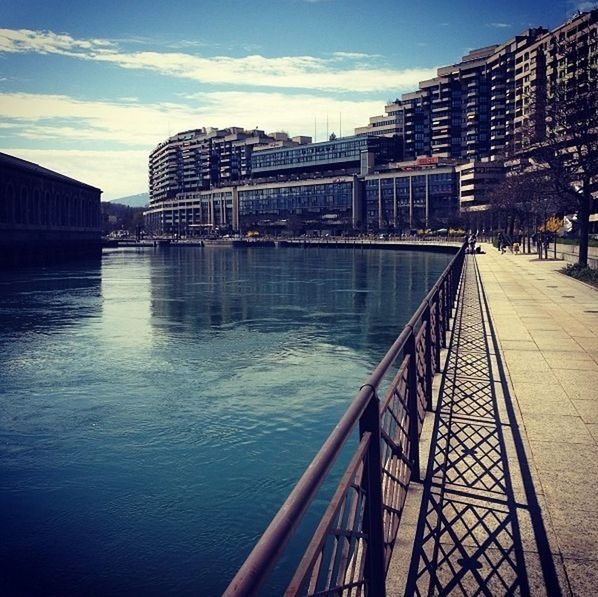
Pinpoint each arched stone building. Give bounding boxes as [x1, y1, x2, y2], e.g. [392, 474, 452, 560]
[0, 152, 102, 266]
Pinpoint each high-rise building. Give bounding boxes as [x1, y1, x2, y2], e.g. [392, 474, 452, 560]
[354, 10, 596, 218]
[147, 11, 596, 234]
[148, 127, 308, 205]
[357, 9, 596, 164]
[401, 90, 431, 161]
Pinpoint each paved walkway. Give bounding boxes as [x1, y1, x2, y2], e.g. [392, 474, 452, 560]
[388, 245, 597, 596]
[475, 245, 598, 596]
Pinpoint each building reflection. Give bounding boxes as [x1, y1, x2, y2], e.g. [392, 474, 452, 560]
[0, 255, 102, 337]
[148, 247, 448, 361]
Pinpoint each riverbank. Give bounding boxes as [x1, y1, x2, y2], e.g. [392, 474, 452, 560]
[103, 236, 462, 253]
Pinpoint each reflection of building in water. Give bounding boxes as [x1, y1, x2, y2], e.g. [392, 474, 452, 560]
[0, 152, 102, 266]
[148, 247, 449, 357]
[0, 256, 102, 335]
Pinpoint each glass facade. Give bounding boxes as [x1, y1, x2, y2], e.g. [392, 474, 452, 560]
[364, 170, 458, 231]
[145, 168, 459, 234]
[239, 181, 353, 229]
[251, 136, 397, 175]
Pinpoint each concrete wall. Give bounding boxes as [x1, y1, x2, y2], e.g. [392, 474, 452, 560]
[555, 242, 598, 270]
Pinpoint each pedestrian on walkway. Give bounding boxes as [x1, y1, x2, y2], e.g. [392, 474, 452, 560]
[468, 233, 477, 254]
[503, 234, 512, 253]
[497, 232, 506, 254]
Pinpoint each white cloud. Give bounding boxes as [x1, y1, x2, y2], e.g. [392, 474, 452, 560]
[187, 90, 383, 137]
[0, 28, 116, 56]
[0, 91, 382, 145]
[488, 22, 511, 28]
[0, 28, 435, 93]
[0, 92, 195, 146]
[0, 91, 386, 198]
[332, 51, 380, 60]
[570, 1, 596, 11]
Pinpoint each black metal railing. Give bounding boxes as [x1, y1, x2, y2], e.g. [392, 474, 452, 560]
[224, 244, 466, 597]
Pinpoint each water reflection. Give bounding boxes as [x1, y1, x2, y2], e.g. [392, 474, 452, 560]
[0, 256, 102, 335]
[0, 246, 450, 596]
[148, 246, 440, 361]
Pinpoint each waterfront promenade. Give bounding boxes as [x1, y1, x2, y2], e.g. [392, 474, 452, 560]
[388, 245, 597, 596]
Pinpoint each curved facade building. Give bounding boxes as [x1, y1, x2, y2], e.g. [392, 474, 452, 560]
[144, 158, 461, 235]
[145, 128, 456, 235]
[149, 127, 311, 205]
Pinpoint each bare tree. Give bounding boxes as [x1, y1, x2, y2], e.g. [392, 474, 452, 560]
[487, 173, 525, 233]
[489, 168, 561, 251]
[523, 29, 598, 266]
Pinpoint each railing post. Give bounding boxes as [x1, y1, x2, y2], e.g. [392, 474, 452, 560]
[405, 330, 420, 483]
[359, 392, 386, 597]
[423, 303, 433, 411]
[433, 297, 442, 373]
[447, 270, 454, 326]
[452, 264, 458, 309]
[442, 279, 450, 337]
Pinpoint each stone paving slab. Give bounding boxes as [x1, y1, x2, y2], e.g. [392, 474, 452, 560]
[388, 255, 565, 596]
[388, 247, 598, 596]
[475, 245, 598, 597]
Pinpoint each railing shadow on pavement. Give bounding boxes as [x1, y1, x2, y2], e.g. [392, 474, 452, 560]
[403, 257, 561, 596]
[224, 244, 467, 596]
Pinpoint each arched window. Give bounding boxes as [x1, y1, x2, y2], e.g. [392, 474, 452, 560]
[0, 182, 9, 223]
[49, 193, 55, 226]
[60, 194, 67, 226]
[6, 184, 16, 224]
[33, 189, 41, 226]
[16, 187, 27, 224]
[42, 191, 50, 225]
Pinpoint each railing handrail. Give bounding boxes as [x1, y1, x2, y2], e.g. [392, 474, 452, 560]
[224, 243, 466, 596]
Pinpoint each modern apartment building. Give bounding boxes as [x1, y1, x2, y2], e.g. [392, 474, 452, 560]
[147, 11, 596, 234]
[148, 127, 311, 205]
[355, 9, 596, 210]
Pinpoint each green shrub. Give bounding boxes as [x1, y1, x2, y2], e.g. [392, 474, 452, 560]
[562, 264, 598, 288]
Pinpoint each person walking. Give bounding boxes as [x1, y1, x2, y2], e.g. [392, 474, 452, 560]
[497, 232, 505, 254]
[468, 233, 477, 254]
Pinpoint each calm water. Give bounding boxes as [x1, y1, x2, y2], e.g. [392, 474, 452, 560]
[0, 246, 451, 596]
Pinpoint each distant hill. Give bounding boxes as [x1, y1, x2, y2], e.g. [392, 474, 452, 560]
[107, 192, 149, 208]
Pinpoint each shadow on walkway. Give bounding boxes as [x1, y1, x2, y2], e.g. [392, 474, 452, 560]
[404, 256, 561, 596]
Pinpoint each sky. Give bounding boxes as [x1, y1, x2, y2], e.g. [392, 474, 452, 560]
[0, 0, 593, 200]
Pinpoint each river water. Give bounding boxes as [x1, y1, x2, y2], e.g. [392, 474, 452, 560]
[0, 246, 451, 595]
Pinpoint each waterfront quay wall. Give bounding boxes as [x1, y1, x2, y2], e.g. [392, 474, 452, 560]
[104, 237, 462, 255]
[1, 229, 103, 268]
[276, 237, 461, 254]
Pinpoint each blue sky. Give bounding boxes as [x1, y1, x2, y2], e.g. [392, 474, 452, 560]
[0, 0, 592, 199]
